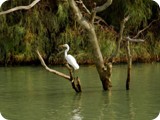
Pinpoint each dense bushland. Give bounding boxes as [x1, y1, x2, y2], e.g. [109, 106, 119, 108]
[0, 0, 160, 66]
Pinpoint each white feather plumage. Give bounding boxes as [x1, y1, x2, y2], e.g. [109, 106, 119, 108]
[152, 0, 160, 7]
[0, 113, 7, 120]
[62, 44, 79, 70]
[0, 0, 8, 8]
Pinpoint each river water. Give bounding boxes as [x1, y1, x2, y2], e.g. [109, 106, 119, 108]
[0, 63, 160, 120]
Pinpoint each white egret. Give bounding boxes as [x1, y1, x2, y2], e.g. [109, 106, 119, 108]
[0, 0, 8, 8]
[152, 0, 160, 7]
[61, 44, 79, 70]
[0, 113, 7, 120]
[153, 112, 160, 120]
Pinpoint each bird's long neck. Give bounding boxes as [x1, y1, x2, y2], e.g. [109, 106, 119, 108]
[65, 46, 69, 57]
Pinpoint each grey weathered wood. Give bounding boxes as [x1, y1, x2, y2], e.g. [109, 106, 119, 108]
[37, 50, 82, 92]
[36, 50, 70, 80]
[0, 0, 40, 15]
[68, 0, 112, 90]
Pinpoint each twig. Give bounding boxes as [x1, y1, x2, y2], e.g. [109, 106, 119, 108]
[133, 19, 159, 38]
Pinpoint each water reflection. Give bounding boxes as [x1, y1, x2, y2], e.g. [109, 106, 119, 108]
[0, 64, 160, 120]
[97, 91, 137, 120]
[71, 94, 83, 120]
[99, 91, 113, 120]
[71, 107, 82, 120]
[126, 91, 135, 120]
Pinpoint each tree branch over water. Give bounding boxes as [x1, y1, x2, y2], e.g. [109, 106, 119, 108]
[37, 50, 82, 92]
[36, 50, 70, 80]
[0, 0, 40, 15]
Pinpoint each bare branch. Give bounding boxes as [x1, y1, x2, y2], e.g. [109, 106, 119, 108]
[0, 0, 40, 15]
[93, 0, 112, 13]
[126, 36, 144, 42]
[36, 50, 70, 80]
[68, 0, 91, 30]
[90, 0, 112, 25]
[94, 16, 108, 25]
[76, 0, 91, 14]
[109, 15, 130, 62]
[75, 0, 108, 26]
[133, 19, 159, 38]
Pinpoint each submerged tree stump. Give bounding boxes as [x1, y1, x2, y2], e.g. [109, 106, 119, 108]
[126, 41, 132, 90]
[68, 0, 113, 91]
[66, 64, 82, 92]
[71, 77, 82, 92]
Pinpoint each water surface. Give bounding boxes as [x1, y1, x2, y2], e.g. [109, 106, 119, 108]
[0, 63, 160, 120]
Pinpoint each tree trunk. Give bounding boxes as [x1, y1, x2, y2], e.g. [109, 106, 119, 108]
[68, 0, 112, 90]
[88, 27, 112, 90]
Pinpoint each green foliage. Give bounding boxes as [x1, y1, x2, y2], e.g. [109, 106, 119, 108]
[125, 0, 152, 32]
[0, 0, 160, 65]
[97, 29, 116, 57]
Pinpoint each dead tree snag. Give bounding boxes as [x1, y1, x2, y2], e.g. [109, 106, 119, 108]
[68, 0, 112, 90]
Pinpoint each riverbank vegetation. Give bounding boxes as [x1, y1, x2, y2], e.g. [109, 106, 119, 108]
[0, 0, 160, 66]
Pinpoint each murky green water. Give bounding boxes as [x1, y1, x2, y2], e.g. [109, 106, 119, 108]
[0, 63, 160, 120]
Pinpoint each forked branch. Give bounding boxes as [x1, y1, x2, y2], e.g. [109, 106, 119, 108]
[91, 0, 112, 24]
[108, 15, 130, 62]
[68, 0, 91, 30]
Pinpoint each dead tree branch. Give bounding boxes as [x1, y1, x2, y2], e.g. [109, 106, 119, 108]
[76, 0, 109, 26]
[68, 0, 113, 90]
[108, 15, 130, 62]
[37, 50, 82, 92]
[133, 19, 159, 39]
[36, 50, 70, 80]
[68, 0, 91, 30]
[0, 0, 40, 15]
[93, 0, 112, 13]
[91, 0, 112, 24]
[76, 0, 91, 14]
[125, 36, 144, 42]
